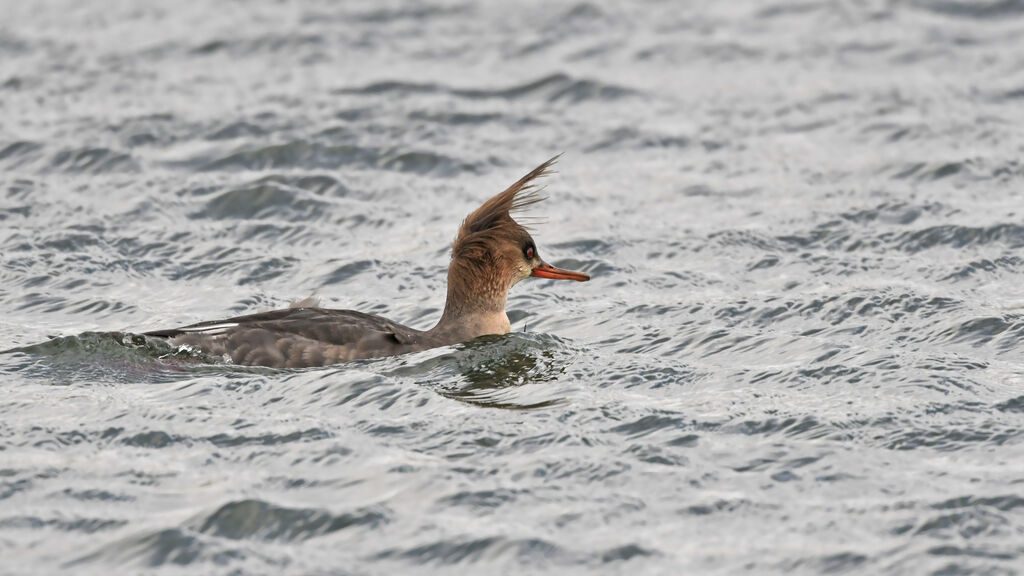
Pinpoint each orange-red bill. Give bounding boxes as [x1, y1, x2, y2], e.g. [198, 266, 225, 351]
[531, 262, 590, 282]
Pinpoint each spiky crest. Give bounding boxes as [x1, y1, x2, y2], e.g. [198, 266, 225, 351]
[451, 155, 558, 260]
[441, 155, 559, 317]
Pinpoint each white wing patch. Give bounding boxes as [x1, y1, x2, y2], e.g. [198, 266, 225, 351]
[176, 322, 239, 335]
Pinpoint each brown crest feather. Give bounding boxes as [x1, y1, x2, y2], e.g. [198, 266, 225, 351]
[452, 155, 559, 259]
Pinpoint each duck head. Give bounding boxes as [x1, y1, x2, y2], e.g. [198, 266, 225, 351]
[437, 156, 589, 336]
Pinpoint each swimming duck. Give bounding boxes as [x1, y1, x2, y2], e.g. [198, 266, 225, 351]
[144, 156, 589, 367]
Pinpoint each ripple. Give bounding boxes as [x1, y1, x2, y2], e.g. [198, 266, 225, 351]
[199, 141, 472, 175]
[0, 515, 126, 533]
[340, 73, 637, 104]
[434, 488, 523, 511]
[917, 0, 1024, 19]
[205, 428, 331, 448]
[894, 223, 1024, 252]
[5, 0, 1024, 574]
[189, 32, 325, 56]
[609, 414, 687, 438]
[884, 424, 1019, 451]
[372, 536, 572, 566]
[204, 120, 269, 141]
[195, 179, 332, 222]
[191, 498, 386, 542]
[50, 147, 138, 174]
[0, 141, 43, 169]
[384, 333, 580, 409]
[69, 528, 251, 568]
[586, 126, 690, 152]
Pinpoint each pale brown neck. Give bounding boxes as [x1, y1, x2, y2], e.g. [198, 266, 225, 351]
[427, 262, 511, 343]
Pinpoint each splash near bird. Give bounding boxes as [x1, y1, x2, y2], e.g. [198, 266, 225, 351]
[144, 156, 590, 368]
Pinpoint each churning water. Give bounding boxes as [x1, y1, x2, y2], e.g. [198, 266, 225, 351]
[2, 0, 1024, 574]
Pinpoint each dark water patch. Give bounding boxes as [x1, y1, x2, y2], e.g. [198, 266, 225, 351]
[623, 443, 687, 466]
[50, 147, 138, 174]
[122, 430, 178, 449]
[771, 219, 1024, 256]
[933, 495, 1024, 512]
[994, 395, 1024, 413]
[107, 113, 184, 148]
[680, 183, 758, 197]
[165, 253, 298, 285]
[206, 428, 331, 448]
[195, 179, 332, 222]
[0, 31, 30, 55]
[200, 141, 377, 172]
[0, 478, 34, 500]
[348, 3, 471, 24]
[839, 201, 949, 226]
[940, 256, 1023, 282]
[409, 109, 511, 126]
[322, 259, 376, 285]
[858, 121, 932, 144]
[756, 2, 825, 19]
[586, 126, 690, 152]
[199, 141, 473, 176]
[337, 80, 441, 97]
[456, 73, 636, 104]
[936, 315, 1021, 348]
[894, 223, 1024, 252]
[610, 414, 687, 438]
[683, 498, 759, 516]
[600, 544, 656, 563]
[916, 0, 1024, 19]
[913, 354, 989, 373]
[708, 229, 785, 252]
[190, 33, 325, 56]
[0, 141, 44, 169]
[381, 150, 477, 175]
[782, 551, 869, 574]
[69, 527, 254, 568]
[731, 416, 830, 440]
[3, 331, 229, 383]
[882, 160, 974, 183]
[601, 360, 702, 391]
[385, 333, 578, 410]
[926, 544, 1018, 560]
[434, 488, 523, 511]
[58, 488, 135, 502]
[231, 222, 320, 246]
[205, 120, 269, 141]
[4, 177, 38, 200]
[373, 536, 573, 566]
[192, 499, 385, 542]
[2, 75, 26, 89]
[341, 73, 637, 104]
[705, 292, 961, 335]
[0, 515, 127, 533]
[8, 295, 143, 321]
[912, 508, 1010, 541]
[885, 425, 1018, 451]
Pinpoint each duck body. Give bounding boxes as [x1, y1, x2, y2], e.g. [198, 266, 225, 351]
[146, 307, 433, 368]
[144, 156, 589, 368]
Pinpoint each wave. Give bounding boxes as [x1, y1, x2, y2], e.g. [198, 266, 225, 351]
[339, 73, 638, 104]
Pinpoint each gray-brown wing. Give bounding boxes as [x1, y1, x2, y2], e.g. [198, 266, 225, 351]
[146, 307, 423, 368]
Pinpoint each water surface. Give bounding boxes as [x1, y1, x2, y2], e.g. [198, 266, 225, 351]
[2, 1, 1024, 574]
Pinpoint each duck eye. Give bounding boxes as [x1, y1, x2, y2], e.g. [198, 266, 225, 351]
[524, 245, 535, 259]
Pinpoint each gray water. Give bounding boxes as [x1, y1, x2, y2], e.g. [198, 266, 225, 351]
[2, 0, 1024, 574]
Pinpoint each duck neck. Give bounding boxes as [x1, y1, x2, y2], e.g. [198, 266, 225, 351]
[428, 263, 511, 343]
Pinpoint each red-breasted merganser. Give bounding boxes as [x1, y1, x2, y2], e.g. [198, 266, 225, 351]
[144, 156, 590, 368]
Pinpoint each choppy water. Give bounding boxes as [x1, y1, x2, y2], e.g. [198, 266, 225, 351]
[3, 0, 1024, 574]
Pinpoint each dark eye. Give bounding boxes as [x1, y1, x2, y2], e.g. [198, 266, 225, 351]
[524, 244, 535, 259]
